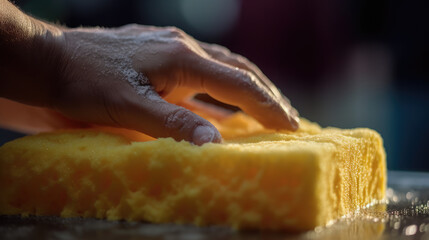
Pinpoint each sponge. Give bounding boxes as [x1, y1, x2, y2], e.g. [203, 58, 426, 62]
[0, 112, 386, 231]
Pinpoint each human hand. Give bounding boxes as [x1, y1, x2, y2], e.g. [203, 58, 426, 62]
[49, 24, 299, 145]
[1, 7, 299, 145]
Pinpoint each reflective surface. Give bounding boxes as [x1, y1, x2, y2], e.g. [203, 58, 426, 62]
[1, 171, 428, 240]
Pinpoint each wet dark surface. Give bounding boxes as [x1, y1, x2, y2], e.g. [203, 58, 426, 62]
[1, 171, 428, 240]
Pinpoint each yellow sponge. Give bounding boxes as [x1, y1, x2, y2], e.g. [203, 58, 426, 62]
[0, 112, 386, 231]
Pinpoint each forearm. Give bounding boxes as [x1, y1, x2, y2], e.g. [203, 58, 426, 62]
[0, 0, 64, 107]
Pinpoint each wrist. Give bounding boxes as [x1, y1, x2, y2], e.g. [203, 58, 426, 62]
[0, 12, 67, 108]
[29, 19, 68, 107]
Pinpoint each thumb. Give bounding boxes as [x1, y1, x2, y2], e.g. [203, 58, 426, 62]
[117, 90, 222, 146]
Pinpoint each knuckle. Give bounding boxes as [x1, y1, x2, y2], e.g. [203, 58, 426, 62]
[125, 23, 139, 28]
[165, 26, 186, 38]
[170, 39, 192, 55]
[213, 44, 231, 54]
[239, 70, 254, 84]
[236, 72, 256, 91]
[235, 55, 251, 64]
[238, 72, 270, 101]
[164, 108, 198, 137]
[122, 23, 142, 31]
[235, 54, 259, 71]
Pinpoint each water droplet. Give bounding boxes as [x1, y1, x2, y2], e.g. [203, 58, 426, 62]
[419, 223, 426, 232]
[404, 225, 417, 236]
[394, 222, 401, 229]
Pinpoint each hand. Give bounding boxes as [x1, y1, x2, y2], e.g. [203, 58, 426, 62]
[50, 25, 299, 145]
[1, 1, 299, 146]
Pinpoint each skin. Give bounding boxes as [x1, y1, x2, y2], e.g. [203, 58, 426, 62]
[0, 0, 299, 145]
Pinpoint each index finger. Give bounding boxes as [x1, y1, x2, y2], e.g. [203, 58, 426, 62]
[197, 42, 300, 122]
[183, 55, 299, 131]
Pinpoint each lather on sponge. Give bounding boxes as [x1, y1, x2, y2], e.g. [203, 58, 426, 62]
[0, 112, 386, 231]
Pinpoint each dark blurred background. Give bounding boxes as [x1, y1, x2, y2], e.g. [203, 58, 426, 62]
[1, 0, 428, 171]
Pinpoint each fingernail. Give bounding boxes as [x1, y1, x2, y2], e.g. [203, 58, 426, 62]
[282, 96, 291, 105]
[192, 125, 216, 146]
[289, 115, 300, 130]
[290, 107, 299, 118]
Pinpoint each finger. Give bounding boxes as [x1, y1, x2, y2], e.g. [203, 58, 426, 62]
[116, 88, 222, 146]
[178, 99, 233, 121]
[198, 43, 300, 124]
[199, 42, 296, 105]
[197, 42, 281, 96]
[182, 55, 299, 130]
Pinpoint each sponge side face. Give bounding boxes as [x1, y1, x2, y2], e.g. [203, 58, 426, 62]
[0, 115, 386, 231]
[312, 128, 386, 228]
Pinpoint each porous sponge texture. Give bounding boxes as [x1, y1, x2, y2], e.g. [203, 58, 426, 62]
[0, 113, 386, 231]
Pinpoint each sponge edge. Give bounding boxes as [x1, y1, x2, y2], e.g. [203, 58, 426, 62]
[0, 113, 386, 231]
